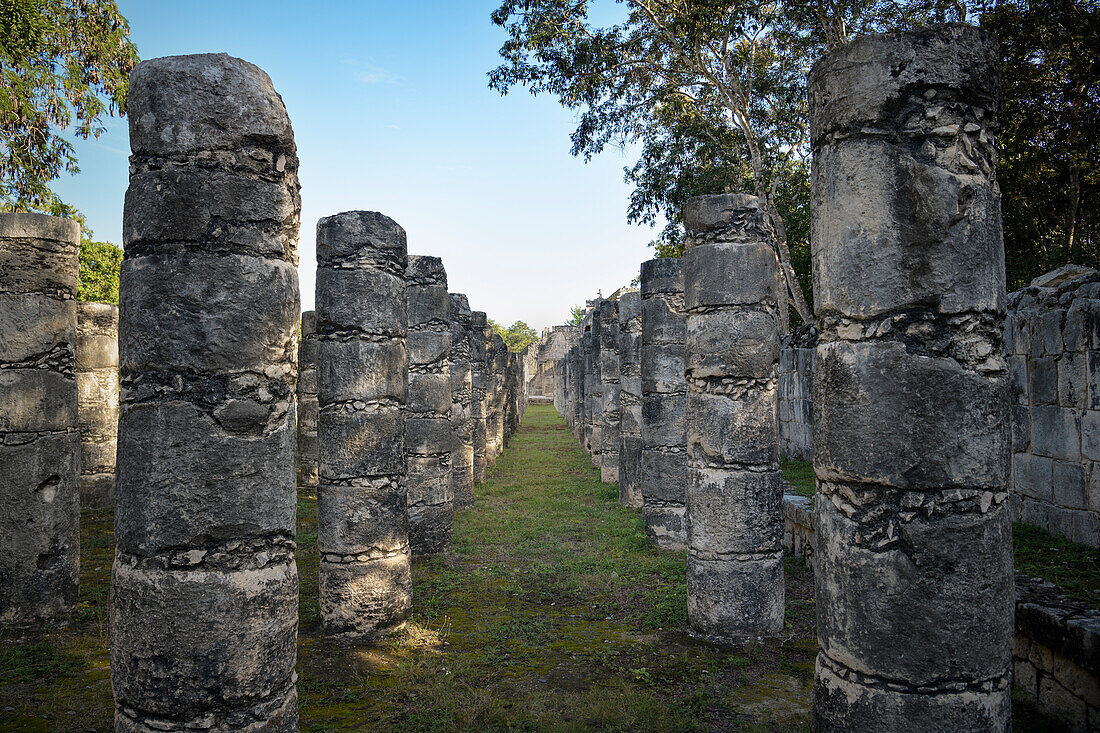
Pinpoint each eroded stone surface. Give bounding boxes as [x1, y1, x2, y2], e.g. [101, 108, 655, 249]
[111, 53, 300, 732]
[297, 310, 319, 488]
[0, 212, 80, 626]
[450, 293, 475, 509]
[683, 194, 783, 645]
[641, 259, 688, 550]
[809, 26, 1012, 731]
[618, 292, 643, 507]
[406, 256, 452, 556]
[77, 301, 118, 509]
[317, 211, 410, 640]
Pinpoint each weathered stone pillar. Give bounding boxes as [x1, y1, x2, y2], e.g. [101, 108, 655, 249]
[316, 211, 409, 639]
[487, 333, 507, 463]
[619, 291, 643, 507]
[77, 301, 119, 509]
[449, 293, 475, 509]
[297, 310, 319, 488]
[682, 194, 783, 644]
[470, 310, 489, 483]
[406, 255, 452, 556]
[0, 213, 80, 625]
[600, 299, 622, 483]
[572, 343, 585, 443]
[111, 54, 299, 731]
[809, 25, 1012, 731]
[640, 258, 688, 549]
[583, 308, 603, 460]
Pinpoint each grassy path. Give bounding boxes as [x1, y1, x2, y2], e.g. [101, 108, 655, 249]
[296, 404, 817, 731]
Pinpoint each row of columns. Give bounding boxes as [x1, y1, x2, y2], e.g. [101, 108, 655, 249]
[1, 51, 527, 732]
[556, 24, 1012, 732]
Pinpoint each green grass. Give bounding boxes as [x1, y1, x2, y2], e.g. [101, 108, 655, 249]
[0, 405, 1069, 732]
[780, 459, 816, 498]
[1013, 521, 1100, 606]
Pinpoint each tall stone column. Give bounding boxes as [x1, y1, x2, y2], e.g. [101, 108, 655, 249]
[600, 299, 622, 483]
[572, 344, 585, 443]
[449, 293, 475, 509]
[487, 333, 507, 463]
[470, 310, 489, 483]
[297, 310, 319, 488]
[682, 194, 783, 644]
[316, 211, 410, 639]
[583, 312, 602, 460]
[111, 54, 300, 732]
[406, 255, 452, 556]
[809, 26, 1012, 731]
[77, 302, 119, 509]
[618, 291, 643, 507]
[0, 213, 80, 625]
[640, 258, 688, 549]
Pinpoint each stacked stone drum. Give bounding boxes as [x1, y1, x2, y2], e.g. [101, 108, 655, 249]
[406, 255, 453, 555]
[111, 54, 301, 732]
[809, 25, 1013, 730]
[316, 210, 411, 640]
[0, 213, 80, 625]
[682, 194, 783, 645]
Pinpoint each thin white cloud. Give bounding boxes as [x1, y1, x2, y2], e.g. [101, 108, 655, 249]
[341, 57, 396, 85]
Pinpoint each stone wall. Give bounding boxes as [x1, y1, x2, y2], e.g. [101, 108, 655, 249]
[778, 325, 815, 462]
[1007, 264, 1100, 547]
[527, 326, 576, 400]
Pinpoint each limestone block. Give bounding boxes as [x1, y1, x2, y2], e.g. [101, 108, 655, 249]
[1031, 405, 1082, 461]
[814, 340, 1009, 489]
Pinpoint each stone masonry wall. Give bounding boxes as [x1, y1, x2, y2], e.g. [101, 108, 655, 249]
[1007, 264, 1100, 547]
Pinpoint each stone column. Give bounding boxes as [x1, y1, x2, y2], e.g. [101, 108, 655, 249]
[406, 255, 452, 556]
[618, 291, 643, 507]
[297, 310, 319, 488]
[809, 25, 1012, 731]
[316, 211, 410, 640]
[487, 333, 507, 464]
[111, 54, 300, 732]
[583, 311, 603, 460]
[572, 343, 585, 443]
[600, 299, 622, 483]
[449, 293, 475, 509]
[470, 310, 489, 483]
[640, 258, 688, 549]
[0, 213, 80, 625]
[77, 302, 119, 509]
[682, 194, 783, 645]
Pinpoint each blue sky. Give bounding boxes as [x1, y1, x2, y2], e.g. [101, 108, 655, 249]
[52, 0, 659, 331]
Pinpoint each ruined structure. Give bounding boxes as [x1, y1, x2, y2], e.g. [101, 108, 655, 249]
[470, 310, 489, 483]
[297, 310, 319, 488]
[682, 194, 783, 644]
[0, 212, 80, 625]
[809, 26, 1012, 729]
[599, 299, 621, 484]
[111, 54, 300, 731]
[1007, 265, 1100, 547]
[618, 291, 643, 507]
[449, 293, 475, 508]
[583, 304, 603, 462]
[640, 259, 688, 549]
[530, 326, 577, 404]
[316, 211, 410, 639]
[77, 301, 119, 508]
[406, 255, 453, 555]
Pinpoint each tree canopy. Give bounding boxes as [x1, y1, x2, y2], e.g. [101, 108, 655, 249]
[0, 0, 138, 217]
[77, 237, 122, 303]
[567, 306, 585, 326]
[489, 319, 541, 352]
[491, 0, 1099, 316]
